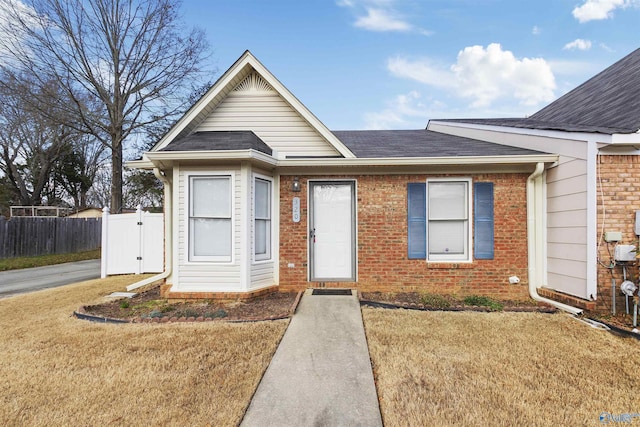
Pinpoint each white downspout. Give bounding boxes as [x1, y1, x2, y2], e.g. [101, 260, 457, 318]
[126, 168, 173, 291]
[527, 162, 583, 315]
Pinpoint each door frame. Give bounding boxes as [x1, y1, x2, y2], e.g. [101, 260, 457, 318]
[308, 179, 357, 282]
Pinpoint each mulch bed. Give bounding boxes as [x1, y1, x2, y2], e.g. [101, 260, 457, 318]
[78, 286, 302, 323]
[359, 291, 557, 313]
[78, 288, 562, 324]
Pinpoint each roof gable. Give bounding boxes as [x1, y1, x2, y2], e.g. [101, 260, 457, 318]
[152, 51, 355, 158]
[530, 48, 640, 133]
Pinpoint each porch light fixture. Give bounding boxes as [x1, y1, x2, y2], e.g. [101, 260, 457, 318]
[291, 176, 301, 192]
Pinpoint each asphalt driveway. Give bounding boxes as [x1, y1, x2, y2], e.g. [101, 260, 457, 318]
[0, 259, 101, 298]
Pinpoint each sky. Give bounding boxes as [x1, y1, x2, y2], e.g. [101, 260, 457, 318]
[180, 0, 640, 130]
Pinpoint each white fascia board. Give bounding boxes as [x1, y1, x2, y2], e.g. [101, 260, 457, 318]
[125, 159, 155, 170]
[145, 149, 278, 166]
[428, 120, 614, 143]
[278, 154, 558, 167]
[135, 151, 556, 170]
[610, 132, 640, 145]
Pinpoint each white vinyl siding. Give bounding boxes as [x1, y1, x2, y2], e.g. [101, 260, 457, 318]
[546, 157, 589, 297]
[427, 179, 472, 262]
[250, 262, 275, 289]
[196, 92, 341, 157]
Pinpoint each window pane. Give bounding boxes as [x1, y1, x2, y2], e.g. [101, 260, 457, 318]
[429, 221, 466, 255]
[192, 177, 230, 217]
[192, 218, 231, 257]
[255, 179, 270, 219]
[255, 219, 268, 255]
[429, 182, 467, 219]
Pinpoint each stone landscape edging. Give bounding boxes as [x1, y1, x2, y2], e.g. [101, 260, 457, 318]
[358, 298, 557, 313]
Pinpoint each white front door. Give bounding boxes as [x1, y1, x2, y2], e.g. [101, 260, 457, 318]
[309, 181, 356, 281]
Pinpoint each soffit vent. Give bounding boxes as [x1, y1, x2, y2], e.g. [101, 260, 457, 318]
[234, 72, 274, 94]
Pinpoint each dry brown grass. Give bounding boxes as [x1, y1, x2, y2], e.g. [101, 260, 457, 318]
[0, 276, 287, 426]
[363, 308, 640, 427]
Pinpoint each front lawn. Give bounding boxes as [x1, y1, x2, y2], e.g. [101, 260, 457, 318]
[363, 308, 640, 426]
[0, 248, 101, 271]
[0, 275, 287, 426]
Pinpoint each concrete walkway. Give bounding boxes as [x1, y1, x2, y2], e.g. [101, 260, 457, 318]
[241, 289, 383, 427]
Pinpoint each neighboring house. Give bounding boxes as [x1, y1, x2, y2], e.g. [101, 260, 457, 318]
[67, 207, 103, 219]
[429, 47, 640, 313]
[129, 49, 640, 313]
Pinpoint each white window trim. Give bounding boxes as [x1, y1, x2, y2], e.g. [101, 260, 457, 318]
[426, 177, 473, 263]
[186, 171, 235, 263]
[253, 173, 273, 263]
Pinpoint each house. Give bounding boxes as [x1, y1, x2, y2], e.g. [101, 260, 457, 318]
[67, 207, 103, 219]
[128, 48, 640, 314]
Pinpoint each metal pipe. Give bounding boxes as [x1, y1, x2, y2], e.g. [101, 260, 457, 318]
[612, 277, 616, 316]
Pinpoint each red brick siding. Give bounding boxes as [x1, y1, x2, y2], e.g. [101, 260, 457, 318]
[596, 155, 640, 313]
[279, 174, 530, 300]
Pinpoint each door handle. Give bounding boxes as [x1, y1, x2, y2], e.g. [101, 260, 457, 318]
[310, 228, 316, 242]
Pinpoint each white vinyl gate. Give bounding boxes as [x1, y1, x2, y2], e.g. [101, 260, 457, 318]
[100, 206, 164, 278]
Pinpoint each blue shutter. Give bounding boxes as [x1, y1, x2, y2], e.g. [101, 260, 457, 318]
[474, 182, 494, 260]
[407, 183, 426, 259]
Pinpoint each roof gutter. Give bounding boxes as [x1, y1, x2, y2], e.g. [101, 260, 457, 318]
[126, 167, 173, 291]
[278, 154, 558, 167]
[127, 151, 558, 171]
[527, 162, 582, 315]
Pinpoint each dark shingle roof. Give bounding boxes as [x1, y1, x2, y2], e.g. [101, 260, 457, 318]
[529, 48, 640, 133]
[161, 131, 272, 155]
[333, 130, 547, 158]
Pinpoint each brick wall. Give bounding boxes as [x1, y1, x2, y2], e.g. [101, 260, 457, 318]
[596, 155, 640, 313]
[279, 173, 531, 300]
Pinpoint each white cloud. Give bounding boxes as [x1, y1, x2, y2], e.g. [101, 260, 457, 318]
[354, 7, 411, 31]
[563, 39, 592, 50]
[388, 43, 556, 109]
[572, 0, 637, 23]
[337, 0, 431, 34]
[0, 0, 40, 61]
[387, 57, 454, 88]
[599, 42, 614, 52]
[362, 91, 435, 129]
[532, 25, 541, 35]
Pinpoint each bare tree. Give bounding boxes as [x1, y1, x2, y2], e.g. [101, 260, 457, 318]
[0, 73, 77, 205]
[0, 0, 209, 212]
[53, 133, 107, 208]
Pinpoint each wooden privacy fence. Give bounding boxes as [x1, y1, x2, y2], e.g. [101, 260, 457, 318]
[101, 206, 164, 277]
[0, 216, 101, 259]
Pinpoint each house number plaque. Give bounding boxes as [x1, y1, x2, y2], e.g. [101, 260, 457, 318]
[292, 197, 301, 223]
